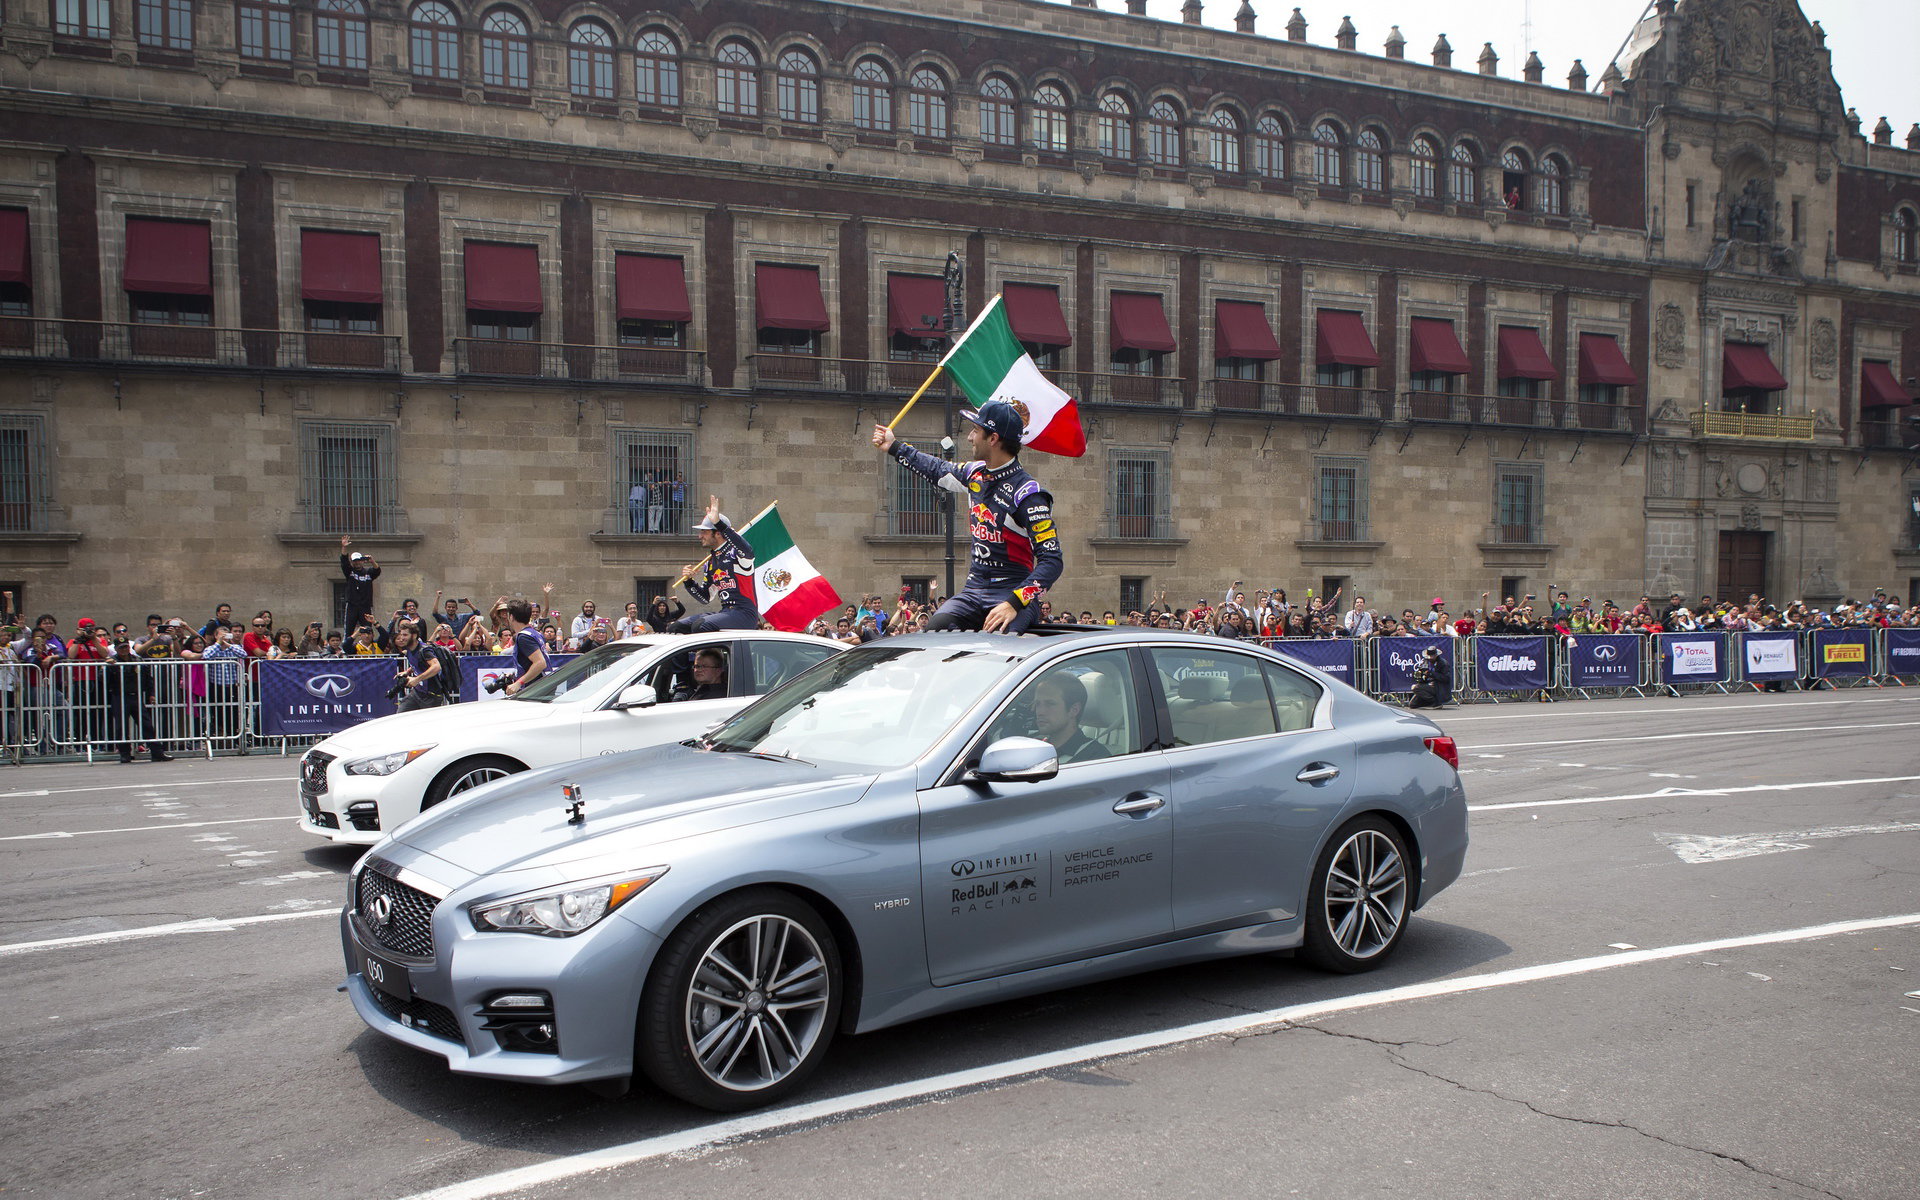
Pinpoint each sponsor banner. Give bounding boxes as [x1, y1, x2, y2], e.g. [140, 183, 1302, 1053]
[1659, 634, 1728, 684]
[1473, 636, 1550, 691]
[1266, 638, 1357, 686]
[259, 657, 401, 737]
[1567, 635, 1643, 688]
[459, 653, 575, 703]
[1888, 628, 1920, 677]
[1810, 629, 1872, 678]
[1739, 631, 1801, 682]
[1376, 636, 1455, 693]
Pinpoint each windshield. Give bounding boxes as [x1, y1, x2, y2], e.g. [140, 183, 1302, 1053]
[703, 645, 1020, 770]
[512, 642, 651, 704]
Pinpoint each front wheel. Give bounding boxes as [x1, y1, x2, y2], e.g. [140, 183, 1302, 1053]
[1300, 816, 1413, 973]
[420, 755, 522, 812]
[637, 888, 843, 1111]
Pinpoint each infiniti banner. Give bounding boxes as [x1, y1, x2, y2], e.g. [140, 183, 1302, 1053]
[1567, 635, 1642, 688]
[1267, 638, 1357, 686]
[1740, 631, 1801, 682]
[1889, 629, 1920, 676]
[1473, 636, 1550, 691]
[259, 658, 400, 736]
[1376, 636, 1455, 693]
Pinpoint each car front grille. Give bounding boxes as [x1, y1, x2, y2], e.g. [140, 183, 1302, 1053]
[301, 750, 334, 796]
[356, 860, 437, 959]
[368, 987, 464, 1043]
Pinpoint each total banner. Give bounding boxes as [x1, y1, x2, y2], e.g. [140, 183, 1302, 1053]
[1266, 638, 1358, 686]
[1472, 636, 1551, 691]
[1567, 635, 1643, 688]
[1658, 633, 1730, 685]
[1888, 628, 1920, 676]
[1740, 631, 1801, 682]
[1376, 636, 1456, 693]
[259, 657, 401, 736]
[458, 653, 576, 702]
[1810, 629, 1872, 678]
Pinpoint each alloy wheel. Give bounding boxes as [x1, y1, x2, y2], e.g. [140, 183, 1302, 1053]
[682, 914, 832, 1093]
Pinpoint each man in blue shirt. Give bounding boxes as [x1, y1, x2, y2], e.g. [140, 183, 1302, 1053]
[499, 599, 549, 696]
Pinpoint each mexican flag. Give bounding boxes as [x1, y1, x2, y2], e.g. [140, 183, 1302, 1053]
[939, 295, 1087, 457]
[738, 504, 843, 632]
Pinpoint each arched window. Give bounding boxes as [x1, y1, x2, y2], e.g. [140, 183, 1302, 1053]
[1355, 127, 1385, 192]
[1030, 83, 1070, 152]
[980, 75, 1017, 146]
[1540, 154, 1568, 216]
[568, 22, 615, 99]
[1449, 142, 1478, 203]
[634, 28, 680, 107]
[851, 58, 893, 132]
[1897, 209, 1919, 265]
[315, 0, 367, 70]
[1253, 114, 1287, 179]
[409, 1, 459, 81]
[1208, 108, 1242, 174]
[1096, 92, 1133, 159]
[1500, 148, 1530, 209]
[238, 0, 294, 61]
[907, 67, 948, 139]
[776, 49, 820, 124]
[1147, 100, 1183, 168]
[1410, 135, 1440, 200]
[715, 39, 758, 117]
[1312, 121, 1343, 187]
[480, 9, 529, 90]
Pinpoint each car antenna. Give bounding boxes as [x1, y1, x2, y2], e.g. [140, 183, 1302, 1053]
[563, 783, 585, 825]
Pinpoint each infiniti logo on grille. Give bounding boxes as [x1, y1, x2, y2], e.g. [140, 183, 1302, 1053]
[304, 674, 355, 699]
[366, 893, 394, 933]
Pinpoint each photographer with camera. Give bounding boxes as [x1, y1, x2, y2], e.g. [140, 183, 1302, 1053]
[494, 598, 548, 696]
[388, 623, 455, 712]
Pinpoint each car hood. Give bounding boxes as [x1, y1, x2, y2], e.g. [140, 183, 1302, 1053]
[316, 698, 560, 756]
[387, 742, 874, 877]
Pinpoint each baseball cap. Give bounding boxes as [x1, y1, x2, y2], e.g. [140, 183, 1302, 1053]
[960, 400, 1024, 448]
[76, 617, 97, 628]
[350, 551, 368, 561]
[693, 512, 727, 531]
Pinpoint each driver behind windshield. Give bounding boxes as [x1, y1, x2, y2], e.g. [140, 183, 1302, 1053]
[1032, 672, 1108, 765]
[671, 649, 727, 702]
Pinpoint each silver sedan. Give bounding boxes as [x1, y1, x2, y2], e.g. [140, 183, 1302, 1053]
[340, 628, 1468, 1110]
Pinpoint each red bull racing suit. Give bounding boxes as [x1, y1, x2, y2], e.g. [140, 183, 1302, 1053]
[672, 518, 759, 633]
[890, 442, 1062, 633]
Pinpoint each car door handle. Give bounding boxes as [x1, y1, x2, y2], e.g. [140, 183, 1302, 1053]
[1112, 792, 1165, 815]
[1296, 763, 1341, 784]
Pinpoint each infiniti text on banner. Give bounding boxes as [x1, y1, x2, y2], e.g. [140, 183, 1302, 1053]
[1567, 635, 1643, 688]
[260, 658, 400, 736]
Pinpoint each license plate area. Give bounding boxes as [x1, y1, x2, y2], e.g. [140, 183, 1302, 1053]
[358, 943, 411, 1002]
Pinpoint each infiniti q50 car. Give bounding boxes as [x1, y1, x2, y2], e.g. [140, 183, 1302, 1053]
[340, 628, 1467, 1110]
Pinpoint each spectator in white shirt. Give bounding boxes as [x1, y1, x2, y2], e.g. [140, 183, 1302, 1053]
[1343, 597, 1375, 638]
[570, 601, 598, 643]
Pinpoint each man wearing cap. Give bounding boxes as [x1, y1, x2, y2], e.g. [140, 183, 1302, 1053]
[871, 399, 1063, 634]
[339, 535, 381, 632]
[671, 494, 759, 634]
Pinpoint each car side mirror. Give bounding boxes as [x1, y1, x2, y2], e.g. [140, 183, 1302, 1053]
[613, 682, 657, 710]
[966, 736, 1059, 784]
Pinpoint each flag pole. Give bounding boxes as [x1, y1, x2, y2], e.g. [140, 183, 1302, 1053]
[884, 366, 943, 428]
[671, 502, 778, 587]
[882, 292, 1003, 429]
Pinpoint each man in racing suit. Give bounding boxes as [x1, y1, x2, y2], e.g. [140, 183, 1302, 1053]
[872, 400, 1062, 634]
[672, 494, 760, 633]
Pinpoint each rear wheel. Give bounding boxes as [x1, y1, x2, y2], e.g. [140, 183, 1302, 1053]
[420, 755, 521, 812]
[637, 888, 842, 1111]
[1300, 816, 1412, 973]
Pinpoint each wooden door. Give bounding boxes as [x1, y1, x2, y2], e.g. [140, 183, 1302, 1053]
[1716, 531, 1768, 602]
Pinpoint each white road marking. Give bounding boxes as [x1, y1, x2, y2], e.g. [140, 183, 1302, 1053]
[397, 912, 1920, 1200]
[1460, 866, 1520, 879]
[240, 870, 332, 887]
[1437, 696, 1920, 723]
[1656, 821, 1920, 864]
[0, 815, 298, 841]
[1461, 720, 1920, 751]
[0, 776, 294, 800]
[1468, 774, 1920, 813]
[0, 908, 336, 957]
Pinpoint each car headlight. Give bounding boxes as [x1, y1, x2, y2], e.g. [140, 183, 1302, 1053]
[342, 747, 435, 776]
[469, 869, 669, 937]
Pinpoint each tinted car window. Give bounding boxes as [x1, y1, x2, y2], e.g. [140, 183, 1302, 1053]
[1149, 647, 1279, 747]
[642, 643, 730, 701]
[749, 640, 836, 692]
[981, 649, 1142, 763]
[1262, 661, 1323, 732]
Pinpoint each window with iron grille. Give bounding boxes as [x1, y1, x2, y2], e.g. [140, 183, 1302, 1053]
[890, 459, 942, 536]
[1119, 577, 1146, 615]
[298, 421, 399, 535]
[237, 0, 293, 61]
[634, 577, 671, 613]
[611, 429, 695, 536]
[138, 0, 192, 49]
[0, 417, 50, 534]
[1494, 463, 1544, 545]
[1314, 456, 1368, 542]
[1108, 448, 1171, 539]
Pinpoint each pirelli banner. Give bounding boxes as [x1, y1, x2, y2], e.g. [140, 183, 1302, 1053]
[1810, 629, 1873, 678]
[1472, 636, 1551, 691]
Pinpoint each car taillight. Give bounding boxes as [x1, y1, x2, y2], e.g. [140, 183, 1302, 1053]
[1423, 736, 1459, 770]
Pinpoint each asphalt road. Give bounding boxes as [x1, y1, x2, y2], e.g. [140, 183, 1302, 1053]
[2, 689, 1916, 1200]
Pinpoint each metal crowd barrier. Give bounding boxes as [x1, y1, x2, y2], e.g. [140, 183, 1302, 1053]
[37, 659, 257, 762]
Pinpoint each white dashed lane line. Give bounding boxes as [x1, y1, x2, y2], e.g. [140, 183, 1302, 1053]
[1468, 773, 1920, 812]
[0, 776, 295, 801]
[0, 815, 300, 841]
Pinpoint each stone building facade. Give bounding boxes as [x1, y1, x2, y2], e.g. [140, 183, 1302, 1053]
[0, 0, 1915, 626]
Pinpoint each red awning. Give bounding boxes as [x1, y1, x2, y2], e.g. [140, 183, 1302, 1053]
[754, 263, 830, 331]
[616, 254, 691, 322]
[1214, 300, 1283, 361]
[1861, 360, 1912, 409]
[300, 230, 382, 304]
[124, 217, 211, 296]
[0, 209, 26, 286]
[1002, 283, 1071, 347]
[1496, 325, 1559, 381]
[1723, 342, 1787, 392]
[463, 242, 542, 313]
[1315, 309, 1380, 368]
[1577, 332, 1639, 386]
[887, 273, 947, 336]
[1110, 292, 1176, 353]
[1408, 317, 1470, 374]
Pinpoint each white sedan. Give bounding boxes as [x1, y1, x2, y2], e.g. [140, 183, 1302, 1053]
[296, 631, 842, 846]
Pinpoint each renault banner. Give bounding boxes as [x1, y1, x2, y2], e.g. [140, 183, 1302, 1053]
[1740, 631, 1801, 682]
